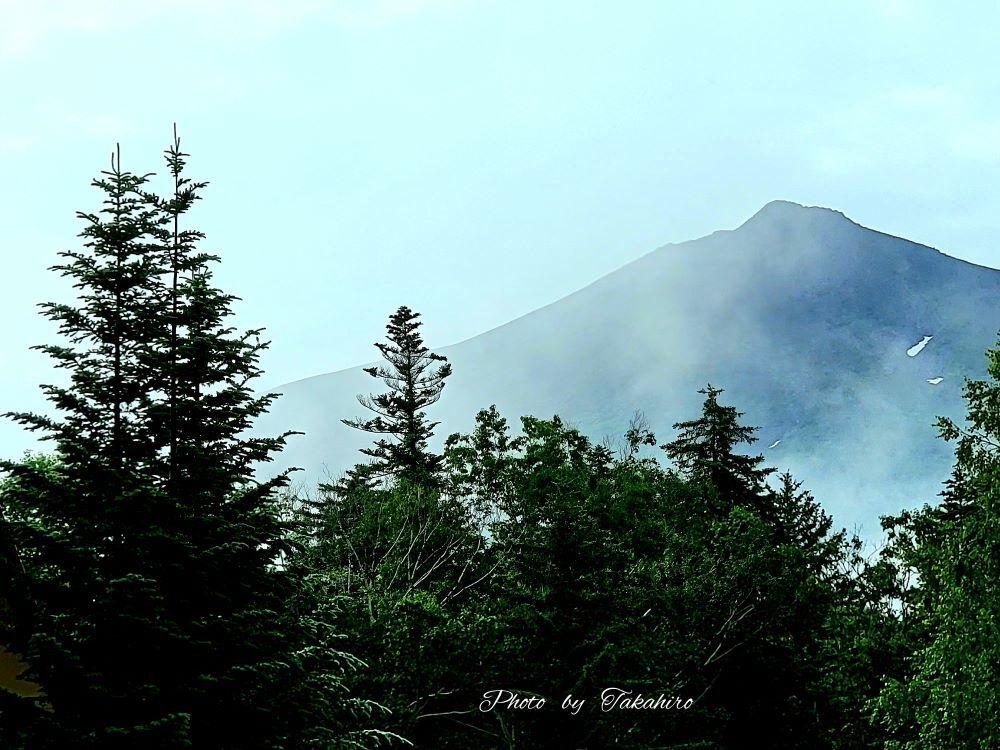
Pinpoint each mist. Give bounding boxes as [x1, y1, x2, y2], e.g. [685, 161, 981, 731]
[253, 200, 1000, 539]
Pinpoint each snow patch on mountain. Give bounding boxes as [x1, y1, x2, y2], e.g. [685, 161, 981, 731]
[907, 336, 933, 357]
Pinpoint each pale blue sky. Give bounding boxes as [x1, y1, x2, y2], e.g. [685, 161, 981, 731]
[2, 0, 1000, 457]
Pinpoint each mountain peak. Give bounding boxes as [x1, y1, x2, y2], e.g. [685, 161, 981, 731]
[740, 200, 853, 229]
[257, 200, 1000, 539]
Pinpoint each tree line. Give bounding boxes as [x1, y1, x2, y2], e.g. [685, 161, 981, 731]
[1, 137, 998, 748]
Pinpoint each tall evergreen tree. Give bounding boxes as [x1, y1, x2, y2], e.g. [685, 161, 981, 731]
[662, 384, 774, 511]
[0, 136, 383, 749]
[342, 305, 452, 487]
[769, 470, 844, 571]
[661, 389, 855, 748]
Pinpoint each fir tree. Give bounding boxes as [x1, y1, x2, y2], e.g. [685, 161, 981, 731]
[342, 305, 452, 487]
[0, 136, 384, 749]
[0, 146, 181, 747]
[662, 384, 774, 511]
[769, 470, 844, 571]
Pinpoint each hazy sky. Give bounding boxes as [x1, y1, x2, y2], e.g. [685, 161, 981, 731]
[2, 0, 1000, 457]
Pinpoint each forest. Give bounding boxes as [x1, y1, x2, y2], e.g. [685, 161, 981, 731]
[1, 138, 998, 749]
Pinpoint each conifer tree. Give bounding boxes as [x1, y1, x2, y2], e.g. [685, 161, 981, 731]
[342, 305, 452, 486]
[0, 146, 181, 747]
[0, 136, 382, 749]
[662, 384, 774, 510]
[769, 470, 844, 571]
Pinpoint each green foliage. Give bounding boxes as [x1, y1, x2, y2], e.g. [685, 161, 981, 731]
[288, 474, 493, 748]
[341, 306, 452, 488]
[8, 134, 1000, 749]
[872, 336, 1000, 750]
[308, 389, 864, 748]
[662, 384, 774, 512]
[0, 137, 378, 748]
[443, 405, 524, 527]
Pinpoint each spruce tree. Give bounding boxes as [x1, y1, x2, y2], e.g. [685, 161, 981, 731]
[769, 470, 843, 571]
[0, 136, 382, 749]
[662, 384, 774, 511]
[0, 146, 181, 747]
[342, 305, 452, 487]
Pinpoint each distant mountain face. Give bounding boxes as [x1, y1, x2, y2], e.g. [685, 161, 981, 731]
[255, 201, 1000, 537]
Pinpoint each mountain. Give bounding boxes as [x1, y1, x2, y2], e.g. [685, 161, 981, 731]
[254, 201, 1000, 537]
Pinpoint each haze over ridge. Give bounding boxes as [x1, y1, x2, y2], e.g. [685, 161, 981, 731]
[260, 200, 1000, 537]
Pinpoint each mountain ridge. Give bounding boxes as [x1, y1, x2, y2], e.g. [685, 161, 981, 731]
[277, 200, 989, 391]
[256, 201, 1000, 537]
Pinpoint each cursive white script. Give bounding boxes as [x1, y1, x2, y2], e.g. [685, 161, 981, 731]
[600, 687, 694, 711]
[479, 690, 546, 712]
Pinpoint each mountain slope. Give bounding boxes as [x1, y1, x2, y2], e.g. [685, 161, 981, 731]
[255, 201, 1000, 536]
